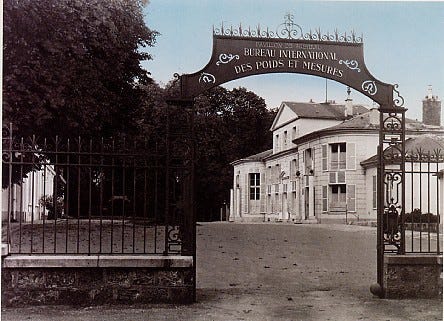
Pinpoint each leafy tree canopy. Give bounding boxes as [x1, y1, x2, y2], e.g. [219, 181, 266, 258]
[3, 0, 158, 138]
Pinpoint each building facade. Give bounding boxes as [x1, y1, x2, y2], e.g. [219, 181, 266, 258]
[230, 93, 444, 223]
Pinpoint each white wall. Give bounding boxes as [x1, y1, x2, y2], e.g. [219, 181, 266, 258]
[273, 118, 342, 154]
[296, 133, 378, 221]
[364, 167, 378, 220]
[404, 162, 443, 215]
[2, 167, 55, 222]
[271, 103, 343, 154]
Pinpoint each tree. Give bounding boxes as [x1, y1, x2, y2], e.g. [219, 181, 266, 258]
[192, 87, 275, 221]
[3, 0, 158, 138]
[2, 0, 158, 203]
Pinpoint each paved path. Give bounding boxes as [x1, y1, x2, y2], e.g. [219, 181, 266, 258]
[2, 222, 442, 321]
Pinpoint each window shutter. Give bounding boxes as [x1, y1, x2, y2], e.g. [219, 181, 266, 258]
[295, 152, 299, 171]
[289, 159, 293, 179]
[346, 143, 356, 170]
[244, 174, 249, 213]
[260, 173, 266, 212]
[372, 175, 377, 209]
[337, 171, 346, 183]
[312, 148, 315, 172]
[277, 193, 282, 212]
[347, 184, 356, 212]
[322, 185, 328, 212]
[302, 150, 306, 175]
[322, 144, 328, 171]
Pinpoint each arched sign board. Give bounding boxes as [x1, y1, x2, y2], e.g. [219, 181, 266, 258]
[176, 22, 403, 109]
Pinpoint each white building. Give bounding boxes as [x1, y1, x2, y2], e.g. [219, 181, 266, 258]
[2, 166, 56, 222]
[230, 92, 444, 223]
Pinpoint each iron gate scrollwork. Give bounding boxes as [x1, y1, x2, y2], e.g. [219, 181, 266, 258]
[379, 110, 406, 254]
[164, 101, 196, 257]
[376, 103, 406, 297]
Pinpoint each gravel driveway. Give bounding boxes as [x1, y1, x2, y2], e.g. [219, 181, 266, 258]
[2, 222, 442, 321]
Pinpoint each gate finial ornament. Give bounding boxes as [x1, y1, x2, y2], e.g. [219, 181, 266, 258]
[276, 13, 303, 39]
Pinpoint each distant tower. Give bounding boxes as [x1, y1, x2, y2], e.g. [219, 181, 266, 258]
[345, 86, 353, 117]
[422, 85, 441, 126]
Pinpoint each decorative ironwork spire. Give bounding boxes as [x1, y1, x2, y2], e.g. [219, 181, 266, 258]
[213, 14, 363, 44]
[276, 13, 303, 39]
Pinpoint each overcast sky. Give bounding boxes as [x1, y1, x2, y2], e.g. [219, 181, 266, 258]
[142, 1, 444, 121]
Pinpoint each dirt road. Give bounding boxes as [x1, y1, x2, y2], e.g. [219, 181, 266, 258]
[2, 222, 442, 321]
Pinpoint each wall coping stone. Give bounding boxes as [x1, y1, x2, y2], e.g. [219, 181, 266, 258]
[385, 254, 442, 265]
[2, 255, 193, 268]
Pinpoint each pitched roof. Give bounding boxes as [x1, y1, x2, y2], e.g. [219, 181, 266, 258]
[403, 135, 444, 153]
[230, 149, 273, 165]
[361, 135, 444, 167]
[293, 109, 444, 145]
[326, 109, 441, 131]
[282, 101, 368, 120]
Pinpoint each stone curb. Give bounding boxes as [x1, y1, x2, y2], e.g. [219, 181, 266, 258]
[2, 255, 194, 268]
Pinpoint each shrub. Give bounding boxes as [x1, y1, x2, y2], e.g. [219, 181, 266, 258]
[404, 209, 439, 223]
[39, 195, 64, 219]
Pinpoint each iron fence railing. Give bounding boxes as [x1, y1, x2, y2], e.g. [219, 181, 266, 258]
[381, 146, 443, 256]
[403, 151, 443, 254]
[2, 122, 194, 256]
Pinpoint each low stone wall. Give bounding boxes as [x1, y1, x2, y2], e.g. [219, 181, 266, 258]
[383, 254, 442, 299]
[404, 223, 442, 233]
[2, 255, 194, 306]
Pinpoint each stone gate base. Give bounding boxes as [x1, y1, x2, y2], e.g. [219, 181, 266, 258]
[384, 254, 442, 299]
[2, 255, 194, 306]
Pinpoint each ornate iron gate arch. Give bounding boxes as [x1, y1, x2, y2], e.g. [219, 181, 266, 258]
[171, 14, 406, 298]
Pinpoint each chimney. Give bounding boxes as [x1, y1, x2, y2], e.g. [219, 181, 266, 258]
[369, 108, 379, 126]
[344, 87, 353, 117]
[422, 85, 441, 126]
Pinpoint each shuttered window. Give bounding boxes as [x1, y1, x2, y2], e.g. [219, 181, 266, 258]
[330, 143, 346, 170]
[260, 173, 266, 212]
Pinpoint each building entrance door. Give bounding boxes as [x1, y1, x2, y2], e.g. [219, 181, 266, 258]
[304, 187, 309, 220]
